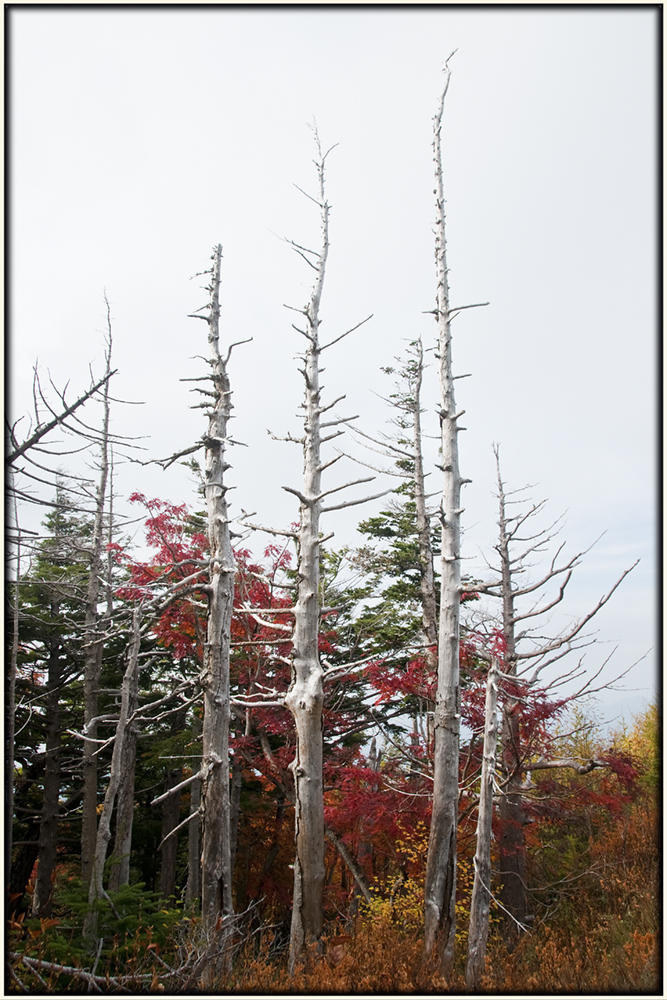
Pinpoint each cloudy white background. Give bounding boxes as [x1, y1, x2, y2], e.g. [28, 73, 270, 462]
[9, 7, 658, 725]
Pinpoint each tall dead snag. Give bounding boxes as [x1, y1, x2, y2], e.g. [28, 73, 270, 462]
[423, 56, 464, 974]
[81, 305, 114, 891]
[281, 132, 379, 972]
[198, 244, 235, 963]
[465, 655, 500, 991]
[477, 445, 638, 942]
[284, 140, 330, 973]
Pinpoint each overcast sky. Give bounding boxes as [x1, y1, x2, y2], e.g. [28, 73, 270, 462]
[9, 7, 658, 726]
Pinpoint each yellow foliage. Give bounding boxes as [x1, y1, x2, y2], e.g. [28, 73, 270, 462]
[358, 819, 428, 931]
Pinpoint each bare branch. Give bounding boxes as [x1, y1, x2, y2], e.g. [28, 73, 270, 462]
[320, 313, 373, 352]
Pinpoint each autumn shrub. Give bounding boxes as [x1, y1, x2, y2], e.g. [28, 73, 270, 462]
[483, 789, 659, 995]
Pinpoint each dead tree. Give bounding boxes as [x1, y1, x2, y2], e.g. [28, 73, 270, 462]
[283, 130, 392, 972]
[6, 368, 116, 468]
[423, 55, 465, 975]
[233, 130, 383, 972]
[197, 245, 236, 966]
[282, 136, 332, 972]
[81, 304, 114, 892]
[7, 354, 117, 891]
[465, 655, 500, 991]
[476, 444, 638, 941]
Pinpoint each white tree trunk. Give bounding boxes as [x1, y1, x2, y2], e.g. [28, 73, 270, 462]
[284, 145, 330, 974]
[199, 244, 235, 970]
[465, 655, 500, 991]
[424, 59, 463, 976]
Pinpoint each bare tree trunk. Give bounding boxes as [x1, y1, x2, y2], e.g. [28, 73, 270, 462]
[199, 244, 235, 974]
[84, 606, 141, 944]
[32, 639, 62, 916]
[465, 656, 500, 991]
[284, 138, 332, 974]
[423, 57, 463, 977]
[81, 310, 113, 891]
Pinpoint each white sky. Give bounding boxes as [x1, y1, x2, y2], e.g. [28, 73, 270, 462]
[9, 7, 658, 727]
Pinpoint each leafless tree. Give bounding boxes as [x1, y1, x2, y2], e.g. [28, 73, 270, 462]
[236, 129, 384, 972]
[81, 304, 114, 892]
[6, 368, 116, 469]
[423, 55, 465, 975]
[195, 244, 236, 977]
[474, 444, 639, 940]
[7, 343, 120, 893]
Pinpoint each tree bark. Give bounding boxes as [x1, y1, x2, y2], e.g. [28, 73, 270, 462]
[423, 58, 463, 977]
[465, 656, 500, 991]
[284, 138, 331, 974]
[199, 244, 235, 974]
